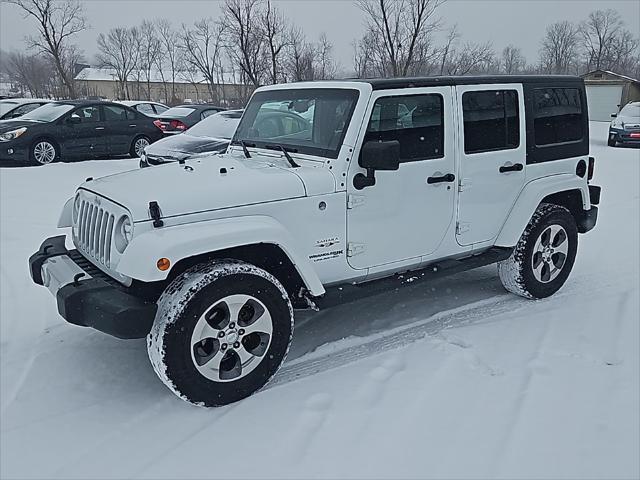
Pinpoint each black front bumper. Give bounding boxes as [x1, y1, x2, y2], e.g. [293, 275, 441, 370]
[29, 236, 157, 339]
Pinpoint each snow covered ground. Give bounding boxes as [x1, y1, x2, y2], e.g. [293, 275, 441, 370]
[1, 122, 638, 479]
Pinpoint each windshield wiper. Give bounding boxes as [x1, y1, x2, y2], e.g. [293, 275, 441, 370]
[265, 144, 300, 168]
[231, 140, 254, 159]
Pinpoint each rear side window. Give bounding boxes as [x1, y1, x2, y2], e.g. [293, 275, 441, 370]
[534, 88, 583, 146]
[462, 90, 519, 154]
[104, 105, 130, 121]
[364, 94, 444, 162]
[136, 103, 155, 115]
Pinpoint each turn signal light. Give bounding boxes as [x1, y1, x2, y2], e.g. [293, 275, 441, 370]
[157, 258, 171, 271]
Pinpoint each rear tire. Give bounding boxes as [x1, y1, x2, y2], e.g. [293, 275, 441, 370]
[130, 135, 150, 158]
[147, 260, 294, 407]
[498, 203, 578, 299]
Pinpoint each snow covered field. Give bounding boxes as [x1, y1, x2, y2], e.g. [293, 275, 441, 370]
[1, 122, 638, 479]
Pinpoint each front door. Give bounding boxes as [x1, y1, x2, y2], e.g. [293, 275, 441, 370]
[60, 105, 107, 158]
[347, 87, 456, 270]
[455, 84, 527, 246]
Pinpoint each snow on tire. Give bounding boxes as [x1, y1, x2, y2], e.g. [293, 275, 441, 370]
[498, 203, 578, 299]
[147, 259, 294, 407]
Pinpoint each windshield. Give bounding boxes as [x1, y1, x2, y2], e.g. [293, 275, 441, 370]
[21, 103, 74, 122]
[233, 88, 360, 158]
[162, 107, 195, 118]
[0, 101, 18, 115]
[621, 104, 640, 118]
[188, 111, 242, 139]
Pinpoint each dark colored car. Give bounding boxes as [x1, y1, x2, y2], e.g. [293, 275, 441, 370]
[609, 102, 640, 147]
[140, 109, 242, 167]
[153, 104, 226, 135]
[0, 98, 50, 120]
[0, 100, 163, 166]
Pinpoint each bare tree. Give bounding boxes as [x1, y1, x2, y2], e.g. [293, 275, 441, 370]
[315, 33, 337, 79]
[501, 44, 526, 74]
[155, 19, 180, 104]
[355, 0, 444, 77]
[539, 20, 580, 74]
[284, 26, 315, 81]
[97, 26, 141, 99]
[223, 0, 265, 87]
[438, 25, 459, 75]
[136, 20, 161, 100]
[580, 9, 622, 71]
[180, 18, 225, 102]
[443, 40, 495, 75]
[6, 0, 86, 98]
[260, 0, 289, 84]
[6, 51, 50, 97]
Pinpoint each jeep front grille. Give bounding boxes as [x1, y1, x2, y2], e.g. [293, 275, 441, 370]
[76, 198, 116, 268]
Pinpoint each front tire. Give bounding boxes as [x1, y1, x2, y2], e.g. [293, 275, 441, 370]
[30, 139, 58, 165]
[498, 203, 578, 299]
[147, 260, 294, 407]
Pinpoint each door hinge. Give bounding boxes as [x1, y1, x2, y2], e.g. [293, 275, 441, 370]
[347, 242, 366, 257]
[456, 222, 470, 235]
[458, 178, 472, 192]
[347, 194, 366, 209]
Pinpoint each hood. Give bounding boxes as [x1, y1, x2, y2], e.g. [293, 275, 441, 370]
[81, 154, 315, 222]
[0, 119, 41, 132]
[146, 133, 230, 158]
[616, 114, 640, 129]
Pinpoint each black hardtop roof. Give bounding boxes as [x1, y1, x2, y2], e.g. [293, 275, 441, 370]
[355, 75, 584, 90]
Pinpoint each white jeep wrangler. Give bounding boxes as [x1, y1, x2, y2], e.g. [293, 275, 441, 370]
[30, 76, 601, 406]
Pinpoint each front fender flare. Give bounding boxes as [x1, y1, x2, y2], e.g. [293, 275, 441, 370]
[118, 215, 325, 296]
[495, 174, 589, 247]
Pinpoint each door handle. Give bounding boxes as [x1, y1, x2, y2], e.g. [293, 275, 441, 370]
[129, 124, 137, 127]
[427, 173, 455, 184]
[499, 163, 523, 173]
[95, 126, 105, 131]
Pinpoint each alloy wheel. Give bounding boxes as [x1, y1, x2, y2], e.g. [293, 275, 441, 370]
[134, 137, 149, 158]
[190, 294, 273, 382]
[33, 141, 56, 164]
[532, 224, 569, 283]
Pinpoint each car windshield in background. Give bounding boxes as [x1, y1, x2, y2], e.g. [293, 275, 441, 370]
[0, 101, 18, 115]
[162, 107, 195, 118]
[621, 104, 640, 118]
[233, 88, 360, 158]
[21, 103, 74, 122]
[187, 111, 242, 139]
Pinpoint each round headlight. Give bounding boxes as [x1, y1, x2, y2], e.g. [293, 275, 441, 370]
[114, 215, 133, 253]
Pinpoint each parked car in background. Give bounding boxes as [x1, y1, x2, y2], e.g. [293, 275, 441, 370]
[153, 104, 226, 134]
[0, 100, 162, 165]
[117, 100, 169, 118]
[609, 102, 640, 147]
[0, 98, 50, 120]
[140, 109, 242, 167]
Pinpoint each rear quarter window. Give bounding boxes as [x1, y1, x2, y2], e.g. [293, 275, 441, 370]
[534, 88, 584, 146]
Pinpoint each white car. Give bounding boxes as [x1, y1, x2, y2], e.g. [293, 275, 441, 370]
[30, 76, 601, 407]
[116, 100, 169, 118]
[608, 101, 640, 147]
[0, 98, 50, 120]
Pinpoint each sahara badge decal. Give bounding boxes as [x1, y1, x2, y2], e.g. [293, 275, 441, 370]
[309, 237, 343, 262]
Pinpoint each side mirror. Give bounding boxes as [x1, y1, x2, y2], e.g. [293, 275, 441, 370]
[354, 140, 400, 190]
[611, 113, 617, 118]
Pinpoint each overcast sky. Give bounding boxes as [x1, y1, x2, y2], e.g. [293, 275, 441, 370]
[1, 0, 639, 70]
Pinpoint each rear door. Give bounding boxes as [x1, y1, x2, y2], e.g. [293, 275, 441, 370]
[102, 104, 137, 155]
[455, 84, 526, 246]
[59, 105, 107, 158]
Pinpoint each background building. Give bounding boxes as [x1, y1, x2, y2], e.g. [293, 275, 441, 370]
[582, 70, 640, 121]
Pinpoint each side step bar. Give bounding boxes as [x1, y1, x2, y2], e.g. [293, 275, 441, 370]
[314, 247, 513, 310]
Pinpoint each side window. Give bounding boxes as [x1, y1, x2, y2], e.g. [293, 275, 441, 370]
[364, 94, 444, 162]
[534, 88, 583, 146]
[103, 105, 129, 121]
[11, 103, 40, 117]
[201, 109, 216, 120]
[153, 104, 168, 115]
[70, 106, 100, 123]
[136, 103, 154, 116]
[462, 90, 519, 154]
